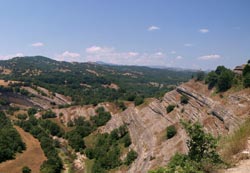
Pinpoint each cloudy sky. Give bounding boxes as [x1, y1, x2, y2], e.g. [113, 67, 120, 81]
[0, 0, 250, 70]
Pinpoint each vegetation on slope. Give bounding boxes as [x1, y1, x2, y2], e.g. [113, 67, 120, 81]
[0, 56, 195, 105]
[219, 118, 250, 164]
[16, 108, 63, 173]
[0, 111, 26, 163]
[150, 121, 222, 173]
[85, 125, 134, 173]
[205, 61, 250, 92]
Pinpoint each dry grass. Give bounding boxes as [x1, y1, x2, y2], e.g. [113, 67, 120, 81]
[0, 126, 46, 173]
[219, 119, 250, 164]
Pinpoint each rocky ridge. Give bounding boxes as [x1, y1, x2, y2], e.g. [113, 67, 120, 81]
[98, 80, 249, 173]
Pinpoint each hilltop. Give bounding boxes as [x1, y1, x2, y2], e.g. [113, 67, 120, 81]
[0, 56, 195, 105]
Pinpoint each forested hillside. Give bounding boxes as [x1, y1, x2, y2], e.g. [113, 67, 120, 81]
[0, 56, 195, 105]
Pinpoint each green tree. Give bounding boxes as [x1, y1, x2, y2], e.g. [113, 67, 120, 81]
[215, 66, 227, 75]
[205, 71, 218, 89]
[243, 64, 250, 76]
[196, 71, 205, 81]
[217, 70, 234, 92]
[243, 73, 250, 88]
[150, 121, 222, 173]
[181, 121, 220, 163]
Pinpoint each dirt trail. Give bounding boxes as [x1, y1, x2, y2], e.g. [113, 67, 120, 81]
[0, 126, 46, 173]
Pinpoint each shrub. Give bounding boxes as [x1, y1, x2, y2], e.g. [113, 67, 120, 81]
[217, 70, 234, 92]
[17, 113, 28, 120]
[180, 95, 189, 104]
[41, 110, 56, 119]
[22, 166, 31, 173]
[134, 96, 144, 106]
[205, 71, 218, 89]
[181, 121, 220, 163]
[166, 125, 177, 139]
[243, 64, 250, 76]
[125, 150, 138, 165]
[28, 108, 37, 116]
[196, 71, 205, 81]
[166, 105, 175, 113]
[123, 133, 132, 147]
[243, 73, 250, 88]
[150, 121, 222, 173]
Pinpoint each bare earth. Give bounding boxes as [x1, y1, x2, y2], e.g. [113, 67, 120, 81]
[0, 126, 46, 173]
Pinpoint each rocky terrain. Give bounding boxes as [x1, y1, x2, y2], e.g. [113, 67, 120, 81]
[1, 78, 250, 173]
[39, 79, 250, 172]
[96, 80, 249, 172]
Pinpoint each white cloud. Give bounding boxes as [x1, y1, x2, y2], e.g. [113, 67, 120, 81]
[155, 52, 163, 56]
[128, 52, 139, 57]
[31, 42, 44, 47]
[86, 46, 113, 53]
[176, 56, 183, 60]
[84, 46, 169, 66]
[198, 54, 221, 60]
[184, 43, 193, 47]
[55, 51, 80, 61]
[199, 28, 209, 33]
[148, 26, 160, 31]
[0, 53, 24, 60]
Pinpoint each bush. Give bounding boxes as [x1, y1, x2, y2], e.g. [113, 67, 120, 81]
[196, 71, 205, 81]
[123, 133, 132, 147]
[180, 95, 189, 104]
[90, 108, 111, 127]
[244, 73, 250, 88]
[41, 110, 56, 119]
[116, 101, 127, 111]
[125, 150, 138, 165]
[134, 96, 144, 106]
[243, 64, 250, 76]
[205, 71, 218, 89]
[181, 121, 221, 163]
[166, 125, 177, 139]
[150, 121, 222, 173]
[166, 105, 175, 113]
[17, 113, 28, 120]
[217, 70, 234, 92]
[22, 166, 31, 173]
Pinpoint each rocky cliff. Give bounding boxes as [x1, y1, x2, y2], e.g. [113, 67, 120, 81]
[99, 80, 249, 173]
[9, 79, 249, 173]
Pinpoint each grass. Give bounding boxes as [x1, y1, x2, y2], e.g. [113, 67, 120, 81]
[84, 133, 99, 148]
[219, 119, 250, 164]
[85, 159, 94, 173]
[49, 117, 74, 132]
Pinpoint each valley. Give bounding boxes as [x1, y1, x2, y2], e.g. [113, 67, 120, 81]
[0, 57, 250, 173]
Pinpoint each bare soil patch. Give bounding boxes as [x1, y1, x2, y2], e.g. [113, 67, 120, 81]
[0, 126, 46, 173]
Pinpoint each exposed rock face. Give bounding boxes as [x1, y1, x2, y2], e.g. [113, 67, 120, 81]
[22, 86, 72, 109]
[101, 80, 249, 173]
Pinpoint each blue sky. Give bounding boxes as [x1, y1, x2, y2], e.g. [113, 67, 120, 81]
[0, 0, 249, 70]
